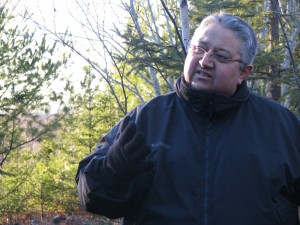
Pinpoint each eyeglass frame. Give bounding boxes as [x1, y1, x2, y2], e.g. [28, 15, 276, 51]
[188, 44, 247, 69]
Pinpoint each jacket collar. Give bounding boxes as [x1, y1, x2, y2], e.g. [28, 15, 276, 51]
[175, 76, 250, 116]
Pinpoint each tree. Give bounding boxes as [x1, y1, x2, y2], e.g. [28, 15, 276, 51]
[0, 1, 69, 172]
[0, 147, 35, 221]
[0, 0, 69, 220]
[178, 0, 190, 53]
[17, 68, 122, 222]
[28, 0, 186, 116]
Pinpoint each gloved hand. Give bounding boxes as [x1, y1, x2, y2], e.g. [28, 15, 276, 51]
[103, 116, 153, 183]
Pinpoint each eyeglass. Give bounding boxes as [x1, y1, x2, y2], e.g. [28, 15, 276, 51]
[189, 45, 245, 65]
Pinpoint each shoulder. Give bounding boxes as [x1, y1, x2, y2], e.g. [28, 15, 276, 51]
[249, 92, 291, 112]
[135, 92, 178, 111]
[248, 92, 299, 125]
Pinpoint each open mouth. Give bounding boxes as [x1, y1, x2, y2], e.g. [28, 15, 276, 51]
[195, 70, 212, 78]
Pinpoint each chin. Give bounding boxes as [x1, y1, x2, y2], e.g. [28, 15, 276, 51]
[190, 82, 209, 91]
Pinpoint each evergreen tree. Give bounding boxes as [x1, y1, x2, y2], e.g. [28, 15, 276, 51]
[0, 1, 69, 221]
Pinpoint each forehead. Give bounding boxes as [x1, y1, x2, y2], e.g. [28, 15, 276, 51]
[191, 23, 241, 52]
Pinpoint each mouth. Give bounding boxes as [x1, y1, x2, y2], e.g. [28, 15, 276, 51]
[194, 69, 212, 79]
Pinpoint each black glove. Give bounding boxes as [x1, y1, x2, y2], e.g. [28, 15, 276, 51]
[104, 116, 153, 183]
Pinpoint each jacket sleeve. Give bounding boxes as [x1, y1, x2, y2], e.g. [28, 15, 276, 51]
[289, 117, 300, 206]
[294, 179, 300, 205]
[281, 115, 300, 206]
[75, 130, 135, 219]
[281, 178, 300, 206]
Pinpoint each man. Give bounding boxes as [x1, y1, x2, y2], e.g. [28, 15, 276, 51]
[76, 12, 300, 225]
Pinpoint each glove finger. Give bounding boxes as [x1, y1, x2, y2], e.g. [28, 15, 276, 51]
[121, 116, 130, 132]
[118, 121, 136, 145]
[107, 144, 128, 170]
[124, 132, 146, 155]
[120, 116, 131, 132]
[129, 144, 151, 163]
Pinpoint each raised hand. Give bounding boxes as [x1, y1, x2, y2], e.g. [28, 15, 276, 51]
[104, 116, 153, 182]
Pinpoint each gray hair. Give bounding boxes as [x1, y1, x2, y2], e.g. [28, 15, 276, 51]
[199, 12, 257, 68]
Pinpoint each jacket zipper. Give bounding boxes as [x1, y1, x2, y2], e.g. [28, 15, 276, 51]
[203, 101, 214, 225]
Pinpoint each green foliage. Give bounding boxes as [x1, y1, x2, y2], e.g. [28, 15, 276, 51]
[28, 140, 78, 215]
[0, 1, 69, 220]
[0, 1, 68, 172]
[12, 69, 125, 218]
[0, 148, 36, 217]
[0, 66, 126, 220]
[120, 33, 184, 78]
[110, 0, 184, 98]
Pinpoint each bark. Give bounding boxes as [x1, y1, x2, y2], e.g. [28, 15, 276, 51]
[268, 0, 281, 101]
[178, 0, 190, 55]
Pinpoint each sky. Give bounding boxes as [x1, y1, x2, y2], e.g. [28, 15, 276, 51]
[15, 0, 128, 38]
[16, 1, 128, 67]
[11, 0, 130, 112]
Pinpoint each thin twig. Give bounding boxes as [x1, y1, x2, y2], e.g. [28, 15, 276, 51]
[272, 0, 300, 90]
[160, 0, 187, 56]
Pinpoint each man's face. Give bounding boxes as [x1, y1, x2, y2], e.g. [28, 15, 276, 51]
[183, 23, 252, 96]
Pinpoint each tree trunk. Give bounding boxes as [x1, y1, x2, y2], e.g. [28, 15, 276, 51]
[268, 0, 281, 101]
[178, 0, 190, 54]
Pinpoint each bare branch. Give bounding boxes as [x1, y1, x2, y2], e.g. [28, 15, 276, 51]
[272, 0, 300, 90]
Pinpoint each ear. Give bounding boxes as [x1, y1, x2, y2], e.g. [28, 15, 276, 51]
[238, 65, 253, 85]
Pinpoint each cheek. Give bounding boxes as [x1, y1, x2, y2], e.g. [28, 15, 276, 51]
[215, 69, 240, 86]
[183, 56, 198, 80]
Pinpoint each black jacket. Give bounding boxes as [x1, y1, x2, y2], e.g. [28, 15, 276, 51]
[76, 77, 300, 225]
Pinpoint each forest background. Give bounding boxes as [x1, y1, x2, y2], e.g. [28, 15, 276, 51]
[0, 0, 299, 224]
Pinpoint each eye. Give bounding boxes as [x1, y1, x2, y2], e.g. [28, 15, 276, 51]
[215, 53, 230, 62]
[189, 45, 205, 56]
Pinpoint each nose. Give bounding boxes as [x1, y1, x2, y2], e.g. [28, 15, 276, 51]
[199, 51, 214, 68]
